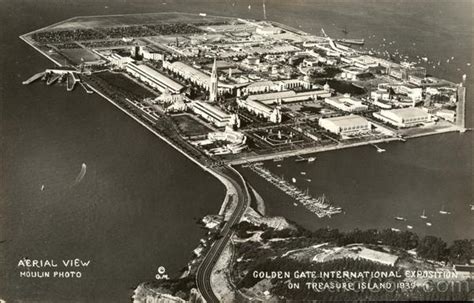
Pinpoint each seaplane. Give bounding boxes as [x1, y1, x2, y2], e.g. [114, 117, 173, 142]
[394, 216, 407, 221]
[439, 205, 451, 215]
[420, 209, 428, 219]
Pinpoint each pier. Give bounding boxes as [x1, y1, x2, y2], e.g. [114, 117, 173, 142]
[46, 73, 61, 85]
[22, 71, 45, 85]
[247, 163, 342, 218]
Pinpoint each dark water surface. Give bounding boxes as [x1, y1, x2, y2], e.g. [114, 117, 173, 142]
[1, 0, 473, 302]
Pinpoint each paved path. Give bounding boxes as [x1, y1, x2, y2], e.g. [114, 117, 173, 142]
[196, 165, 250, 303]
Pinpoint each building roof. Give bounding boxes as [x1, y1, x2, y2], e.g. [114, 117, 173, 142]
[128, 63, 183, 92]
[320, 115, 369, 127]
[169, 61, 210, 83]
[248, 90, 296, 102]
[240, 98, 273, 115]
[381, 107, 429, 119]
[192, 101, 231, 121]
[326, 95, 364, 106]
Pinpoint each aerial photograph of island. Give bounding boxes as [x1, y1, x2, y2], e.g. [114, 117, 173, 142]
[0, 0, 473, 302]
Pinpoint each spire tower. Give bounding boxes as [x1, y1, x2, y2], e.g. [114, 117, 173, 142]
[209, 58, 218, 103]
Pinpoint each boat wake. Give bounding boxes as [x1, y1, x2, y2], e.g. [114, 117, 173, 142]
[73, 163, 87, 185]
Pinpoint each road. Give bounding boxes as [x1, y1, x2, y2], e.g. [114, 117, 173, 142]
[196, 165, 250, 303]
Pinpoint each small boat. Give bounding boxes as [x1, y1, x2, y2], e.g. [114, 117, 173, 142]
[307, 157, 316, 163]
[373, 144, 386, 153]
[391, 228, 401, 232]
[300, 172, 306, 175]
[295, 156, 306, 162]
[394, 216, 406, 221]
[293, 203, 298, 207]
[439, 205, 451, 215]
[273, 157, 284, 162]
[406, 225, 413, 230]
[470, 204, 474, 211]
[420, 209, 427, 219]
[276, 164, 282, 168]
[41, 185, 45, 191]
[305, 178, 312, 182]
[291, 178, 296, 183]
[426, 222, 432, 226]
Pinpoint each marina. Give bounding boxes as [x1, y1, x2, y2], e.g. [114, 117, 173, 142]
[248, 163, 343, 218]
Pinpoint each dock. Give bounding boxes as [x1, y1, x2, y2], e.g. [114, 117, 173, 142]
[46, 73, 61, 86]
[79, 81, 94, 94]
[22, 71, 45, 85]
[248, 163, 342, 218]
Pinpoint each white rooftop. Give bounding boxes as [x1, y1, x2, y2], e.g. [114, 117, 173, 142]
[381, 107, 429, 119]
[320, 115, 369, 127]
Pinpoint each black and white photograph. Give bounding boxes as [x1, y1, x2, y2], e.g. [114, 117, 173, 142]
[0, 0, 473, 302]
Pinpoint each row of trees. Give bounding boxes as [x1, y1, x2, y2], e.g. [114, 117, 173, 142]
[233, 220, 473, 264]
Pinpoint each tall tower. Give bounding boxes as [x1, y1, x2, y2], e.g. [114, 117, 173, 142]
[209, 58, 218, 103]
[456, 74, 467, 130]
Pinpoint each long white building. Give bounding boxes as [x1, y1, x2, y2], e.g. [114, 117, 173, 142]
[163, 61, 233, 94]
[247, 89, 331, 105]
[190, 101, 237, 128]
[324, 95, 368, 113]
[319, 115, 370, 135]
[373, 107, 432, 127]
[236, 98, 282, 123]
[125, 62, 183, 94]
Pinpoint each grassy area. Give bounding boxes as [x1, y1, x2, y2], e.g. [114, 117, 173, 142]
[171, 114, 214, 137]
[60, 48, 101, 64]
[94, 72, 156, 99]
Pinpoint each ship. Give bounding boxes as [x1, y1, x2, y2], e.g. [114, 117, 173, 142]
[394, 216, 407, 221]
[420, 209, 428, 219]
[439, 205, 451, 215]
[336, 38, 365, 45]
[295, 155, 306, 162]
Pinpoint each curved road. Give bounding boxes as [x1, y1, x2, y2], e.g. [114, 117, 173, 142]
[196, 165, 250, 303]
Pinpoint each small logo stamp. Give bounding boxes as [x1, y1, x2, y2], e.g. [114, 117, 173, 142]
[155, 266, 169, 280]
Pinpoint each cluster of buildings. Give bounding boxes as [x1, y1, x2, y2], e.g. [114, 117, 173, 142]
[89, 16, 467, 159]
[125, 62, 184, 94]
[195, 128, 247, 155]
